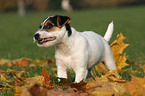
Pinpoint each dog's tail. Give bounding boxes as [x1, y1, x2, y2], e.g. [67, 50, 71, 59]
[104, 21, 114, 42]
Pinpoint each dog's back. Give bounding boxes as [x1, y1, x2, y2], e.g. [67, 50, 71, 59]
[78, 21, 115, 69]
[80, 31, 107, 68]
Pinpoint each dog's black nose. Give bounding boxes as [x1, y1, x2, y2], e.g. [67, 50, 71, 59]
[34, 33, 40, 40]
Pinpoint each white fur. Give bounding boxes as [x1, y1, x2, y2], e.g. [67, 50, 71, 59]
[34, 21, 117, 83]
[104, 21, 114, 42]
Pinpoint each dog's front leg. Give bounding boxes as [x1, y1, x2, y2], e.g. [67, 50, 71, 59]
[56, 59, 67, 79]
[57, 66, 67, 79]
[75, 68, 87, 83]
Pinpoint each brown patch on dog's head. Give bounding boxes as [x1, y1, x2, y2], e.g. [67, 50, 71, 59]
[45, 27, 61, 32]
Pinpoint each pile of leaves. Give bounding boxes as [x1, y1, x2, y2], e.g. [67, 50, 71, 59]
[0, 33, 145, 96]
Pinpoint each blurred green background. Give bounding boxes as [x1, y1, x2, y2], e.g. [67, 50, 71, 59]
[0, 0, 145, 62]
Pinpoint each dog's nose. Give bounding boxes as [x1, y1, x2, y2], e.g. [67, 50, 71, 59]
[34, 33, 40, 40]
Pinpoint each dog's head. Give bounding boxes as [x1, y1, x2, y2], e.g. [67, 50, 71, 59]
[34, 15, 71, 47]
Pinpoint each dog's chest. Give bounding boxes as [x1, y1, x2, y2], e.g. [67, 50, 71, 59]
[56, 53, 76, 70]
[55, 43, 77, 70]
[55, 43, 71, 55]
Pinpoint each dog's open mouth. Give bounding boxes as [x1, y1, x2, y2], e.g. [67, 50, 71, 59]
[37, 37, 56, 44]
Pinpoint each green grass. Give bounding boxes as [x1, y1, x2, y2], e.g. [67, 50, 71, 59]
[0, 6, 145, 95]
[0, 6, 145, 61]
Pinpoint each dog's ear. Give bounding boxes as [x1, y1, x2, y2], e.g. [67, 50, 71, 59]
[56, 15, 71, 27]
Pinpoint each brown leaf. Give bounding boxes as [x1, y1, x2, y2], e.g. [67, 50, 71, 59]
[47, 87, 79, 96]
[58, 78, 72, 86]
[28, 84, 46, 96]
[47, 58, 55, 64]
[71, 80, 87, 92]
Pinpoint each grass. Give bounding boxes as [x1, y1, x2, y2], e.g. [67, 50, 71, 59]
[0, 6, 145, 61]
[0, 6, 145, 95]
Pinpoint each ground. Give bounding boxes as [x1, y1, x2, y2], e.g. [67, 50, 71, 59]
[0, 6, 145, 96]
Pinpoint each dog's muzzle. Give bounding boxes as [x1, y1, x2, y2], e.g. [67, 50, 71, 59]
[34, 33, 40, 40]
[34, 33, 56, 44]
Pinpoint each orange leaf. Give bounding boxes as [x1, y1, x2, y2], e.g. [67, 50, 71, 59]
[14, 80, 21, 85]
[17, 59, 29, 67]
[42, 67, 51, 87]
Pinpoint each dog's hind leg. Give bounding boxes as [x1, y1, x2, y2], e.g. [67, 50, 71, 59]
[103, 51, 117, 71]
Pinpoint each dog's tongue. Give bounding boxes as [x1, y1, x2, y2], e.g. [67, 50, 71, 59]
[46, 37, 55, 41]
[42, 37, 56, 42]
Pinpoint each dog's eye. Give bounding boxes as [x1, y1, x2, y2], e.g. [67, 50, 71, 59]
[46, 24, 53, 29]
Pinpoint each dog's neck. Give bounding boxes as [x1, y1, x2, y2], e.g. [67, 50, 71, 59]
[55, 27, 75, 54]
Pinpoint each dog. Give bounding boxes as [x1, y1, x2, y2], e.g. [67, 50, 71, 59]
[34, 15, 117, 83]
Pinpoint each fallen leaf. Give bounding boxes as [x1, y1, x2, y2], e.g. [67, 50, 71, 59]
[17, 59, 29, 67]
[92, 62, 108, 77]
[16, 76, 44, 96]
[0, 75, 7, 82]
[86, 80, 127, 96]
[47, 87, 80, 96]
[92, 33, 129, 77]
[28, 84, 46, 96]
[70, 80, 87, 92]
[143, 64, 145, 73]
[58, 78, 72, 86]
[42, 67, 52, 88]
[12, 86, 22, 96]
[110, 33, 129, 72]
[124, 75, 145, 96]
[0, 58, 10, 65]
[97, 70, 126, 84]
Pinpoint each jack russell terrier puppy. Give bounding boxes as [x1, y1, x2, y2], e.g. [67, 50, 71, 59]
[34, 15, 117, 83]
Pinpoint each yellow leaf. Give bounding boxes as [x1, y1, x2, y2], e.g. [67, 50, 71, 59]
[12, 86, 22, 96]
[25, 75, 44, 86]
[92, 32, 129, 77]
[142, 64, 145, 73]
[115, 53, 129, 71]
[86, 78, 95, 85]
[18, 76, 44, 96]
[51, 68, 57, 71]
[110, 32, 129, 55]
[110, 32, 129, 72]
[86, 80, 127, 96]
[124, 75, 145, 96]
[92, 62, 108, 77]
[0, 75, 6, 82]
